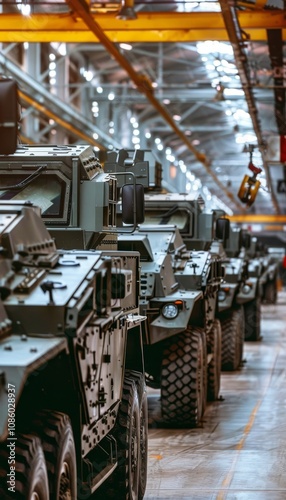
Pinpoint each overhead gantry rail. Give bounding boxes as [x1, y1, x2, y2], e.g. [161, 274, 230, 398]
[0, 5, 283, 214]
[0, 11, 284, 43]
[219, 0, 281, 216]
[229, 214, 286, 230]
[229, 215, 286, 223]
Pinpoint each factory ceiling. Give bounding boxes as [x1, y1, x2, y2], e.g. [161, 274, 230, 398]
[0, 0, 285, 229]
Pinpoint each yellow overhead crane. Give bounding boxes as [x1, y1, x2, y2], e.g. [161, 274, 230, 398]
[0, 11, 284, 43]
[229, 214, 286, 232]
[229, 214, 286, 224]
[0, 4, 285, 221]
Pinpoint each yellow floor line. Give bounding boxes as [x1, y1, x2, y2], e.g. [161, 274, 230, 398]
[216, 346, 280, 500]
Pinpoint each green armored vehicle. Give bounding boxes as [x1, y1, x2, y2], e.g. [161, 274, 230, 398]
[104, 149, 225, 427]
[142, 194, 248, 370]
[0, 139, 219, 429]
[144, 191, 262, 355]
[246, 236, 278, 305]
[0, 80, 147, 499]
[222, 227, 261, 340]
[121, 151, 253, 370]
[0, 202, 147, 500]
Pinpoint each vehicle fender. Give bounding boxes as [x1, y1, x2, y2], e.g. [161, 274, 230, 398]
[266, 263, 278, 281]
[236, 277, 258, 303]
[148, 291, 203, 344]
[217, 283, 237, 312]
[258, 269, 268, 286]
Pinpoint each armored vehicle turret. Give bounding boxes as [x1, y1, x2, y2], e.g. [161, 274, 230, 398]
[0, 79, 148, 499]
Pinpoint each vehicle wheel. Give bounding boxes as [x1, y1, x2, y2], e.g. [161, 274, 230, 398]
[244, 296, 261, 341]
[31, 410, 77, 500]
[0, 434, 49, 499]
[200, 330, 208, 416]
[220, 306, 244, 371]
[160, 327, 206, 427]
[263, 279, 277, 304]
[106, 378, 140, 499]
[125, 370, 148, 500]
[207, 318, 222, 401]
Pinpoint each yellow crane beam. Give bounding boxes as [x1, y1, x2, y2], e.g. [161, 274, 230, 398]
[0, 11, 284, 43]
[59, 0, 244, 211]
[229, 214, 286, 224]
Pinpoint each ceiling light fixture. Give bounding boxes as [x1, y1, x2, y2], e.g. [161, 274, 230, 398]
[119, 43, 133, 51]
[116, 0, 137, 20]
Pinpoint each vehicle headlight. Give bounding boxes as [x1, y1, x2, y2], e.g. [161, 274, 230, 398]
[242, 284, 252, 294]
[162, 303, 179, 319]
[218, 290, 227, 302]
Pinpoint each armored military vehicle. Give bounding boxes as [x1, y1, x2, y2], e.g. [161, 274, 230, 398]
[225, 229, 261, 342]
[104, 149, 226, 427]
[145, 192, 262, 352]
[0, 148, 218, 430]
[261, 257, 278, 304]
[246, 237, 278, 305]
[141, 193, 249, 370]
[0, 79, 148, 499]
[0, 142, 224, 427]
[0, 201, 148, 500]
[116, 150, 255, 370]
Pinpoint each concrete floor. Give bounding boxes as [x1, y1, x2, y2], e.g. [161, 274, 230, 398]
[145, 291, 286, 500]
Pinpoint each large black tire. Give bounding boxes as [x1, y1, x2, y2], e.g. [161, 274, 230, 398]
[244, 296, 261, 341]
[263, 279, 277, 304]
[125, 370, 148, 500]
[160, 327, 207, 427]
[106, 378, 141, 499]
[0, 434, 49, 499]
[200, 330, 208, 416]
[207, 319, 222, 401]
[220, 306, 244, 371]
[31, 410, 77, 500]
